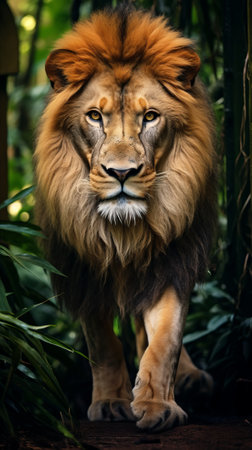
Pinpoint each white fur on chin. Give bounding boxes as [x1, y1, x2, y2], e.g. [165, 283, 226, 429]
[97, 197, 147, 225]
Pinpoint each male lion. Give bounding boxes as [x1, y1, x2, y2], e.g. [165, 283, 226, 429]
[35, 7, 216, 431]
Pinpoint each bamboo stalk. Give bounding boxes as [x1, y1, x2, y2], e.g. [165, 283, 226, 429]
[247, 0, 252, 237]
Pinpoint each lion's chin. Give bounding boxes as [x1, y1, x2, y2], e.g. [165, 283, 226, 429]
[97, 195, 147, 225]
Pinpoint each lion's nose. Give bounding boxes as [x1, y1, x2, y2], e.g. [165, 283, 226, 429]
[102, 165, 143, 183]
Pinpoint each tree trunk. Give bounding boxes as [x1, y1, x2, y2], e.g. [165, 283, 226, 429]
[0, 1, 19, 220]
[248, 1, 252, 244]
[223, 0, 251, 315]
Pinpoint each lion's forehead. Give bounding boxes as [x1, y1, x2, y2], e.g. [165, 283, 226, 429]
[81, 71, 163, 115]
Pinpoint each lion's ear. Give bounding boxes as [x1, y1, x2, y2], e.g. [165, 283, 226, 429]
[45, 49, 79, 92]
[176, 47, 201, 90]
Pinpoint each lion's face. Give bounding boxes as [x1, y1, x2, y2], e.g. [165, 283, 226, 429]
[70, 70, 171, 224]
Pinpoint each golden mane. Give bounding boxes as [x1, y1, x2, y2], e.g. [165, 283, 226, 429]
[45, 9, 200, 93]
[35, 8, 217, 316]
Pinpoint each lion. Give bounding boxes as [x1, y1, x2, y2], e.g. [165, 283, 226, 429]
[34, 7, 216, 431]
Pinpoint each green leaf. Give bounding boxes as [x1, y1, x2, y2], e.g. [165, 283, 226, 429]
[16, 254, 66, 276]
[1, 346, 21, 403]
[12, 369, 65, 413]
[208, 329, 232, 363]
[8, 373, 80, 445]
[208, 355, 232, 370]
[31, 332, 91, 362]
[207, 314, 233, 331]
[0, 312, 52, 332]
[0, 280, 12, 313]
[0, 223, 44, 238]
[40, 410, 80, 445]
[183, 329, 212, 344]
[183, 314, 233, 344]
[30, 403, 81, 446]
[0, 312, 90, 362]
[0, 186, 34, 210]
[16, 297, 55, 318]
[0, 246, 33, 271]
[1, 331, 67, 406]
[0, 253, 24, 308]
[0, 247, 64, 280]
[0, 229, 39, 249]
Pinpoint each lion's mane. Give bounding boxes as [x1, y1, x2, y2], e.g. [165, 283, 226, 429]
[35, 8, 217, 316]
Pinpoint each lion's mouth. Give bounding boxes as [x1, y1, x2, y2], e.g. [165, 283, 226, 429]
[100, 192, 145, 203]
[97, 193, 147, 224]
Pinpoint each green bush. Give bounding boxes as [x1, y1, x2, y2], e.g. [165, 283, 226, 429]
[0, 188, 86, 442]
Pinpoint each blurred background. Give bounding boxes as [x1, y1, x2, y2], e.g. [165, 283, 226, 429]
[0, 0, 251, 441]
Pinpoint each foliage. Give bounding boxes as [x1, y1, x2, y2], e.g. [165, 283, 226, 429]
[184, 281, 235, 347]
[0, 189, 87, 442]
[184, 282, 252, 403]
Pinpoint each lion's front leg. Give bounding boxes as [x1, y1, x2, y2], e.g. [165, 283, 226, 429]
[131, 288, 188, 431]
[81, 313, 134, 422]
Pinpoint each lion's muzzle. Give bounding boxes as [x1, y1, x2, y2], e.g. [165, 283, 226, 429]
[95, 163, 149, 224]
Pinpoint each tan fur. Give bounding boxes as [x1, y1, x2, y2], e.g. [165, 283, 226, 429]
[135, 321, 213, 405]
[131, 288, 187, 429]
[35, 8, 217, 431]
[81, 314, 134, 422]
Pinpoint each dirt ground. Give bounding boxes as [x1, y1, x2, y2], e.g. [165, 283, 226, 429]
[2, 416, 252, 450]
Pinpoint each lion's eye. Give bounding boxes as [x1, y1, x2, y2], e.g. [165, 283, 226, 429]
[87, 110, 102, 122]
[143, 111, 159, 123]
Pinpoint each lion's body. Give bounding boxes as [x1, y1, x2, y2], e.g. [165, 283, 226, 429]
[35, 7, 216, 431]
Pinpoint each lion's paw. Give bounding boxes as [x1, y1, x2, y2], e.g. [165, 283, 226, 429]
[175, 368, 214, 409]
[130, 399, 188, 432]
[88, 398, 135, 422]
